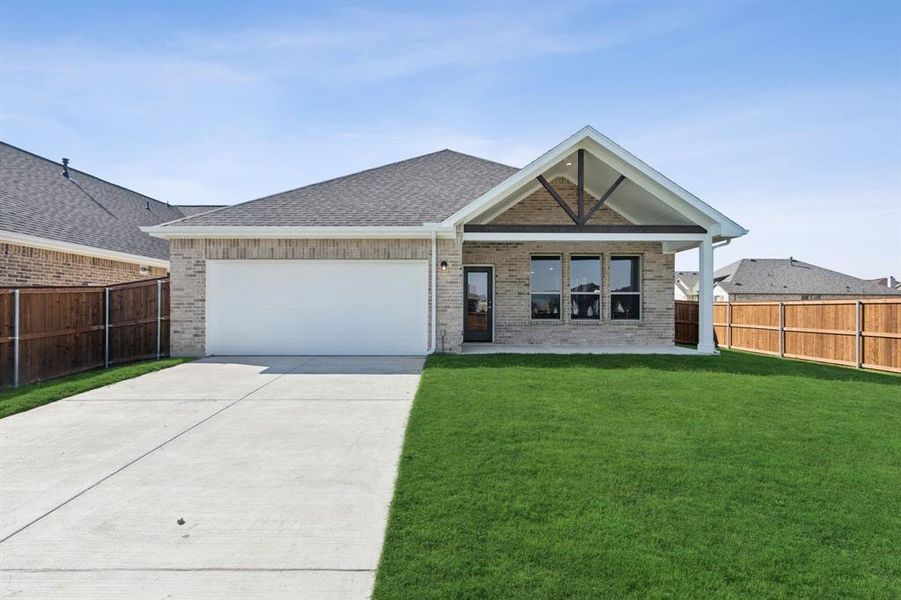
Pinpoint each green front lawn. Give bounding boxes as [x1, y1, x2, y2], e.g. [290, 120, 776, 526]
[374, 351, 901, 599]
[0, 358, 193, 418]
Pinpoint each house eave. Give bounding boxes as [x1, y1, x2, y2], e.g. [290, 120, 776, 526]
[141, 225, 458, 240]
[0, 229, 169, 268]
[463, 232, 708, 243]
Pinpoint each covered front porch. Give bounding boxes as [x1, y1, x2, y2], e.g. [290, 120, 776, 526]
[441, 130, 740, 354]
[459, 229, 718, 354]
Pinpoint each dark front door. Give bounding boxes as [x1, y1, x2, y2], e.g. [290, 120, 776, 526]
[463, 267, 493, 342]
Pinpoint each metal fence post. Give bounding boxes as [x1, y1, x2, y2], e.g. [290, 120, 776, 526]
[156, 279, 162, 360]
[104, 287, 110, 368]
[855, 301, 862, 369]
[778, 302, 784, 357]
[12, 289, 20, 388]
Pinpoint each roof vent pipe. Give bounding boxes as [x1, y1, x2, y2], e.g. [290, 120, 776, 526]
[145, 201, 151, 210]
[62, 158, 70, 179]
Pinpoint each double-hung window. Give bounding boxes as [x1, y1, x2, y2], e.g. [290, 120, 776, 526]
[530, 256, 561, 319]
[570, 256, 601, 320]
[610, 256, 641, 320]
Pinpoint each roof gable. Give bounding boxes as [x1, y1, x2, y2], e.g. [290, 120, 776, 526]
[442, 126, 747, 240]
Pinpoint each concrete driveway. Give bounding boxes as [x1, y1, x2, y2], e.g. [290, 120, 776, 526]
[0, 356, 423, 599]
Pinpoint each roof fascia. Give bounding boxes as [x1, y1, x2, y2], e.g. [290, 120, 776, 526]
[0, 229, 169, 268]
[142, 225, 457, 240]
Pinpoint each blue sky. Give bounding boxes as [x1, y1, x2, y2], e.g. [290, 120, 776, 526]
[1, 1, 899, 276]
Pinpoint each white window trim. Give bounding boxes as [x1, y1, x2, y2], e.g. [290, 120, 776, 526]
[609, 254, 642, 322]
[529, 254, 563, 321]
[569, 255, 602, 322]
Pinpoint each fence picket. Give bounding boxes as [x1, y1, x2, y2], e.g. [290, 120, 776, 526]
[0, 278, 169, 388]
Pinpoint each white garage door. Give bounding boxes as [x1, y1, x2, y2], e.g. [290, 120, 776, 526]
[206, 260, 428, 355]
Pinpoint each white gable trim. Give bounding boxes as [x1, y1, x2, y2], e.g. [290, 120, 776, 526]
[441, 126, 747, 239]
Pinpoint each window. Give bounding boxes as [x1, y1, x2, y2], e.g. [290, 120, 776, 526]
[531, 256, 561, 319]
[570, 256, 601, 320]
[610, 256, 640, 320]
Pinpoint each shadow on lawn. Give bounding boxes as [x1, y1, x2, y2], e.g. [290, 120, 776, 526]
[427, 350, 901, 386]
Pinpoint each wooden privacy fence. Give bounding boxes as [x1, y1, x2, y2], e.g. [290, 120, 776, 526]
[675, 299, 901, 373]
[0, 278, 170, 388]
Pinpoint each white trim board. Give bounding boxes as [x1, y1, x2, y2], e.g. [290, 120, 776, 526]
[0, 229, 169, 268]
[463, 232, 707, 243]
[143, 225, 457, 240]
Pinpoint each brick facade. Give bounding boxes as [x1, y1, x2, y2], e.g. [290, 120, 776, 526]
[463, 242, 674, 347]
[166, 178, 677, 355]
[169, 237, 455, 356]
[0, 242, 167, 287]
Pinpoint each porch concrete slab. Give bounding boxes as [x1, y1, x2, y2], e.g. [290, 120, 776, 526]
[461, 343, 705, 355]
[0, 399, 231, 541]
[0, 570, 374, 600]
[67, 356, 311, 401]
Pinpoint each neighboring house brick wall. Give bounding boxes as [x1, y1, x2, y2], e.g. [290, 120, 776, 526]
[168, 238, 465, 356]
[463, 241, 674, 346]
[0, 242, 167, 287]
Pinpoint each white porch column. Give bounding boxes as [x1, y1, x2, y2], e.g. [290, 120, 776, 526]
[697, 234, 716, 354]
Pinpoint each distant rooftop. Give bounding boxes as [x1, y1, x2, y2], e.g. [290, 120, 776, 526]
[0, 142, 223, 260]
[681, 258, 901, 296]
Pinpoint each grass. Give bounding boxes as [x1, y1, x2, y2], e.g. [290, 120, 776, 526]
[374, 350, 901, 599]
[0, 358, 192, 418]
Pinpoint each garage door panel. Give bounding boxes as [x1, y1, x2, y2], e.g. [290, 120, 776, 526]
[207, 260, 428, 355]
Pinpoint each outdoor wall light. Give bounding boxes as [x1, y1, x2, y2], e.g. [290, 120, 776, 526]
[440, 261, 448, 271]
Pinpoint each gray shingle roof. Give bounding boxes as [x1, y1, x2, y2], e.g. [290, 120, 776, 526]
[675, 271, 698, 289]
[174, 205, 226, 217]
[1, 142, 192, 261]
[166, 149, 518, 227]
[714, 259, 901, 296]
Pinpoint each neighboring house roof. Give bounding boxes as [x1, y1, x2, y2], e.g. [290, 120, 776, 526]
[175, 205, 226, 217]
[675, 271, 699, 297]
[709, 259, 901, 296]
[676, 271, 698, 289]
[0, 142, 208, 263]
[165, 150, 517, 227]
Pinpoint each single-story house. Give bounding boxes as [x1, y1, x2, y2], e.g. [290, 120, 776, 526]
[674, 258, 901, 302]
[144, 126, 747, 356]
[0, 142, 223, 286]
